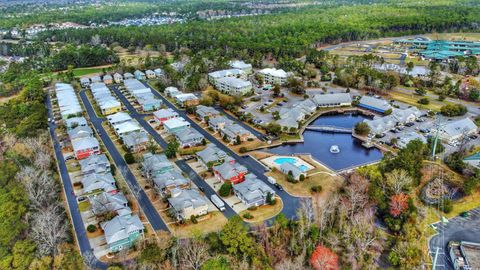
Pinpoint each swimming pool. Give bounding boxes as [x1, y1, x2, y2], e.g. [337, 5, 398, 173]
[273, 157, 309, 172]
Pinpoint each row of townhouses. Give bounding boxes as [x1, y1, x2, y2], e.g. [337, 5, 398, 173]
[80, 68, 164, 88]
[124, 79, 162, 111]
[107, 112, 150, 152]
[90, 82, 122, 115]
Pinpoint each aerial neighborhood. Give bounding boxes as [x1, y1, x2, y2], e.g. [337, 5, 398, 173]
[2, 1, 480, 269]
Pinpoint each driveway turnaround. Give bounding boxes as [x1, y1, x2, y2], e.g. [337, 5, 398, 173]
[141, 81, 303, 220]
[46, 95, 108, 270]
[429, 207, 480, 270]
[79, 90, 169, 232]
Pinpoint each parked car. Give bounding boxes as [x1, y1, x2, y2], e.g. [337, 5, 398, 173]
[274, 183, 284, 191]
[211, 195, 226, 211]
[460, 211, 470, 218]
[405, 122, 415, 127]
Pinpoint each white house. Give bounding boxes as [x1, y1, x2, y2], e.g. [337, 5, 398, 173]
[215, 77, 252, 96]
[258, 68, 289, 85]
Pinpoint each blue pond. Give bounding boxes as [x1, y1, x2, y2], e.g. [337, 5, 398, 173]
[268, 113, 383, 171]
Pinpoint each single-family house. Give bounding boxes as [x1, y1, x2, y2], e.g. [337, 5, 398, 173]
[213, 157, 248, 184]
[103, 74, 113, 84]
[229, 60, 253, 74]
[145, 70, 156, 79]
[123, 72, 134, 80]
[440, 118, 478, 143]
[153, 108, 179, 125]
[196, 144, 227, 169]
[196, 105, 221, 122]
[280, 162, 306, 181]
[100, 214, 144, 252]
[463, 152, 480, 169]
[134, 70, 146, 80]
[165, 86, 181, 97]
[80, 77, 90, 88]
[107, 112, 132, 126]
[171, 62, 185, 72]
[91, 76, 101, 83]
[141, 153, 174, 178]
[220, 123, 253, 143]
[82, 172, 116, 195]
[136, 93, 162, 111]
[113, 120, 142, 138]
[90, 192, 131, 217]
[123, 131, 149, 152]
[173, 128, 205, 148]
[358, 96, 392, 114]
[168, 188, 209, 221]
[68, 125, 93, 141]
[79, 154, 111, 175]
[233, 174, 275, 207]
[164, 117, 190, 134]
[99, 99, 122, 115]
[312, 93, 352, 107]
[153, 169, 190, 195]
[72, 137, 101, 160]
[208, 116, 232, 131]
[114, 73, 123, 84]
[174, 93, 200, 107]
[258, 68, 289, 85]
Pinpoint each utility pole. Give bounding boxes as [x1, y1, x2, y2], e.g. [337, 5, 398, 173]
[431, 114, 442, 160]
[432, 247, 440, 269]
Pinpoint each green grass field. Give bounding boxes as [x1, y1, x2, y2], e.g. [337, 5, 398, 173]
[72, 67, 112, 77]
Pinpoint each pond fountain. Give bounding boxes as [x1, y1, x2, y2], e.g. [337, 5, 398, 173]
[330, 145, 340, 153]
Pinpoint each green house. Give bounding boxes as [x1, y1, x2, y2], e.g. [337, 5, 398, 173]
[100, 214, 144, 253]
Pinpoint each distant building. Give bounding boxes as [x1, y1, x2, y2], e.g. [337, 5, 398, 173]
[258, 68, 289, 85]
[114, 73, 123, 84]
[208, 69, 245, 84]
[229, 60, 253, 74]
[154, 68, 163, 77]
[134, 70, 146, 80]
[440, 118, 478, 143]
[358, 96, 392, 114]
[80, 77, 90, 88]
[103, 74, 113, 85]
[215, 77, 253, 96]
[312, 93, 352, 107]
[165, 86, 181, 97]
[91, 76, 101, 83]
[174, 93, 200, 107]
[123, 72, 134, 80]
[145, 70, 156, 79]
[55, 83, 83, 119]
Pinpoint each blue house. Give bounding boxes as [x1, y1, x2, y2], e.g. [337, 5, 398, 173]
[134, 70, 146, 80]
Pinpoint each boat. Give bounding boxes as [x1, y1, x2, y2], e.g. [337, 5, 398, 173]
[330, 145, 340, 153]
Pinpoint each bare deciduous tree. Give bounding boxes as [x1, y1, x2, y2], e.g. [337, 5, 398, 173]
[385, 169, 413, 194]
[30, 204, 68, 256]
[179, 238, 210, 270]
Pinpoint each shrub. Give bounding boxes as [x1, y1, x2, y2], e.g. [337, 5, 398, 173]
[440, 199, 453, 213]
[354, 122, 370, 136]
[299, 174, 305, 181]
[243, 212, 254, 219]
[417, 97, 430, 105]
[124, 152, 135, 164]
[110, 164, 116, 175]
[247, 138, 254, 141]
[239, 147, 247, 153]
[87, 225, 97, 233]
[247, 206, 258, 211]
[440, 104, 467, 117]
[219, 181, 233, 197]
[190, 215, 198, 224]
[311, 185, 322, 193]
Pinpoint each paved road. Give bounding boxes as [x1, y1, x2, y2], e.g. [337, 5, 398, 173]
[78, 90, 169, 232]
[46, 94, 108, 270]
[429, 207, 480, 269]
[142, 81, 303, 220]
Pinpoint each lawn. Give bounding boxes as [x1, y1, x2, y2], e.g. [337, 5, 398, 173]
[169, 212, 228, 238]
[72, 66, 112, 77]
[240, 198, 283, 224]
[78, 201, 91, 212]
[279, 133, 301, 142]
[178, 145, 207, 156]
[388, 91, 445, 111]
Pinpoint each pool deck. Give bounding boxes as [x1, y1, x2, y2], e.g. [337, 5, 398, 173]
[261, 155, 315, 173]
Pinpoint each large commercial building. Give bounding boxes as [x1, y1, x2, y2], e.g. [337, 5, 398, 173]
[258, 68, 289, 85]
[215, 77, 253, 96]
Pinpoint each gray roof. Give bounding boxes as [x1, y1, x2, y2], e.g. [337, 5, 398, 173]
[107, 112, 132, 125]
[168, 188, 208, 212]
[65, 117, 87, 129]
[222, 123, 251, 138]
[72, 137, 99, 152]
[82, 172, 116, 194]
[213, 158, 248, 180]
[229, 60, 252, 70]
[101, 215, 144, 245]
[442, 118, 477, 138]
[153, 169, 189, 190]
[90, 191, 131, 217]
[197, 144, 227, 164]
[208, 69, 244, 79]
[79, 154, 110, 174]
[359, 96, 392, 111]
[233, 174, 275, 202]
[277, 117, 298, 129]
[208, 116, 232, 126]
[398, 132, 427, 148]
[196, 105, 220, 118]
[142, 153, 173, 176]
[173, 128, 204, 144]
[312, 93, 352, 106]
[123, 131, 149, 148]
[217, 77, 252, 88]
[154, 108, 178, 119]
[280, 162, 304, 179]
[67, 125, 93, 141]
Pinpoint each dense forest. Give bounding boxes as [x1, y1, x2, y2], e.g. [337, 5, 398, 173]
[34, 1, 480, 59]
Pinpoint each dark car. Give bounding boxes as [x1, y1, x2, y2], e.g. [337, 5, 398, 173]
[460, 211, 470, 218]
[274, 183, 284, 191]
[198, 186, 205, 192]
[405, 122, 415, 127]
